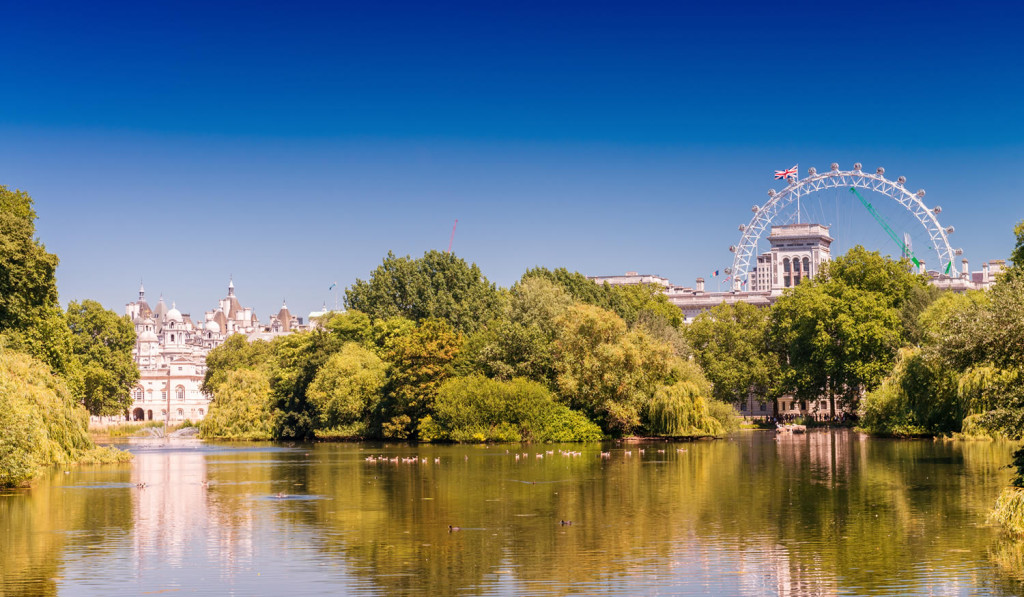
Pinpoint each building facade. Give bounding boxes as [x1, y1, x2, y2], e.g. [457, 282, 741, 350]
[112, 280, 316, 424]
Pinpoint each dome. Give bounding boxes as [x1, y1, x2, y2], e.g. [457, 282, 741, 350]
[206, 320, 221, 334]
[167, 301, 183, 322]
[139, 329, 158, 342]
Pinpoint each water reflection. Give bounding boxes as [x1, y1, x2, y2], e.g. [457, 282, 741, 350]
[1, 431, 1022, 596]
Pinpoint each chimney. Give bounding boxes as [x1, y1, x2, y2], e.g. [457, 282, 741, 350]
[962, 258, 969, 279]
[983, 262, 990, 284]
[918, 261, 926, 275]
[696, 277, 705, 293]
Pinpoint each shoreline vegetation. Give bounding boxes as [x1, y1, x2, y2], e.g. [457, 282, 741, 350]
[2, 183, 1023, 536]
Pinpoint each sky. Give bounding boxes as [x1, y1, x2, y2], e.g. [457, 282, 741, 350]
[2, 0, 1022, 321]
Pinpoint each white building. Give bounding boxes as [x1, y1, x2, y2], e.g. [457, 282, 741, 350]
[118, 279, 313, 424]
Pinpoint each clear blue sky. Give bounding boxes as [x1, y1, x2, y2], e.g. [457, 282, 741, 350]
[2, 0, 1022, 321]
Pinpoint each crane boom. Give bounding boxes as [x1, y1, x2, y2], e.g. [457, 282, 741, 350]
[848, 187, 921, 268]
[447, 219, 458, 254]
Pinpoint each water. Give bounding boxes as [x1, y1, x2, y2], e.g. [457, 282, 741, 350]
[2, 430, 1022, 596]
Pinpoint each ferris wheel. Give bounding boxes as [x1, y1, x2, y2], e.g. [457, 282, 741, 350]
[727, 162, 961, 291]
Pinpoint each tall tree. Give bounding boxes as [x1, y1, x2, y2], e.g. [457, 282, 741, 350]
[686, 302, 781, 405]
[0, 185, 76, 381]
[345, 250, 500, 334]
[65, 300, 139, 416]
[769, 278, 901, 416]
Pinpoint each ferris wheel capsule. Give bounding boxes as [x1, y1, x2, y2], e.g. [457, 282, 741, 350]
[808, 167, 816, 176]
[767, 189, 776, 197]
[830, 162, 839, 171]
[933, 206, 942, 214]
[955, 248, 964, 256]
[876, 167, 885, 175]
[946, 226, 955, 234]
[916, 189, 926, 198]
[729, 245, 737, 253]
[897, 176, 906, 185]
[853, 163, 862, 171]
[752, 205, 760, 212]
[738, 224, 746, 232]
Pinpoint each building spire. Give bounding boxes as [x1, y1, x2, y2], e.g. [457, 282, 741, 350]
[139, 279, 145, 301]
[228, 275, 235, 297]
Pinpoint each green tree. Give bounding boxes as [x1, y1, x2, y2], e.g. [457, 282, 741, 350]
[769, 278, 901, 416]
[199, 369, 274, 440]
[65, 300, 139, 416]
[380, 318, 462, 439]
[307, 343, 386, 433]
[202, 333, 271, 394]
[686, 301, 780, 405]
[267, 330, 344, 439]
[552, 304, 672, 435]
[0, 185, 78, 382]
[345, 250, 501, 334]
[0, 351, 124, 487]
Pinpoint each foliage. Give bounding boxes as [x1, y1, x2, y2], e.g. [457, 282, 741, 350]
[199, 369, 275, 440]
[267, 330, 343, 440]
[990, 487, 1024, 537]
[65, 300, 139, 416]
[380, 318, 462, 439]
[0, 351, 106, 487]
[769, 272, 902, 415]
[647, 379, 724, 437]
[552, 304, 671, 435]
[345, 250, 501, 334]
[420, 375, 602, 442]
[201, 333, 271, 394]
[0, 186, 60, 337]
[521, 267, 682, 329]
[307, 343, 386, 432]
[686, 301, 780, 404]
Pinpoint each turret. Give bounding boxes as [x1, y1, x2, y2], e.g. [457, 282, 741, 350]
[696, 277, 705, 293]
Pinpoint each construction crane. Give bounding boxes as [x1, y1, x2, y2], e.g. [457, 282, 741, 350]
[447, 219, 458, 254]
[848, 187, 921, 269]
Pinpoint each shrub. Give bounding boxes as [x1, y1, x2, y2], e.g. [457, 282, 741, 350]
[990, 487, 1024, 537]
[423, 375, 601, 442]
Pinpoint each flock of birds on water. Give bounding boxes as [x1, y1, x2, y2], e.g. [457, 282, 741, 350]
[362, 447, 688, 465]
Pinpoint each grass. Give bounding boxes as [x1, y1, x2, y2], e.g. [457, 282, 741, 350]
[990, 487, 1024, 537]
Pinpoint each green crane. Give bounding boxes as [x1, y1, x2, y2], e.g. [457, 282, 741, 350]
[848, 187, 922, 269]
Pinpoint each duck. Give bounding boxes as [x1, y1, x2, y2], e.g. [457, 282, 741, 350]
[135, 482, 148, 489]
[560, 520, 573, 526]
[274, 492, 287, 499]
[448, 525, 461, 532]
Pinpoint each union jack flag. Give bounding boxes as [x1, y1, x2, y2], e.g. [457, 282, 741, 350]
[774, 164, 798, 180]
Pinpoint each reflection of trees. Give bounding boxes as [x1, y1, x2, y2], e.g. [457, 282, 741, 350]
[0, 463, 134, 596]
[5, 433, 1019, 595]
[266, 434, 1019, 595]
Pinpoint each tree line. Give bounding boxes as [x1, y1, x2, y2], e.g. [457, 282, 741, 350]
[0, 185, 135, 487]
[200, 254, 733, 442]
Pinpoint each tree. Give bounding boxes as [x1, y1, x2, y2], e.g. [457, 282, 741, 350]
[65, 300, 139, 416]
[551, 304, 672, 435]
[267, 330, 344, 439]
[769, 278, 902, 416]
[0, 185, 77, 382]
[202, 333, 271, 394]
[199, 369, 274, 440]
[686, 302, 780, 405]
[307, 343, 386, 433]
[345, 250, 501, 334]
[380, 318, 461, 439]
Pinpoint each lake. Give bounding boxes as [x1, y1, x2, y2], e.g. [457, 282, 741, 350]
[2, 430, 1022, 596]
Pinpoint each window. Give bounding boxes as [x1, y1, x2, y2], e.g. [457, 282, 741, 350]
[759, 402, 766, 412]
[161, 391, 167, 400]
[175, 386, 185, 400]
[176, 409, 184, 418]
[198, 409, 204, 416]
[133, 387, 143, 400]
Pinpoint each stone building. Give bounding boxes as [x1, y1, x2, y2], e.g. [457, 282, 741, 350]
[116, 279, 313, 424]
